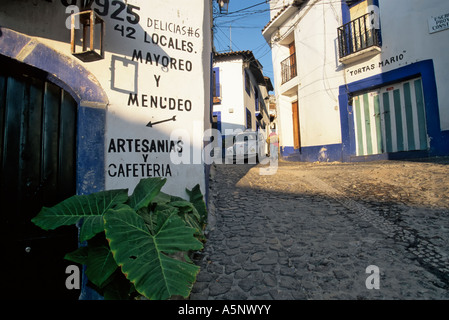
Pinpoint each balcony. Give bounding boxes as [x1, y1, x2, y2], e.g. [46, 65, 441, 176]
[337, 13, 381, 64]
[281, 53, 297, 84]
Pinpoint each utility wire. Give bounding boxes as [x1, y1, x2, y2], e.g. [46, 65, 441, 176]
[224, 1, 268, 15]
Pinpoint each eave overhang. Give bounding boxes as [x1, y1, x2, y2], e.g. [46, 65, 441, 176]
[261, 0, 304, 43]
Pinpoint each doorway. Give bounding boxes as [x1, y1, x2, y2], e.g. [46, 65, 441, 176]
[292, 100, 301, 149]
[352, 77, 428, 156]
[0, 58, 80, 299]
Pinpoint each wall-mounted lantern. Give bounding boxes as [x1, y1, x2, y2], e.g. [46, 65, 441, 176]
[70, 9, 105, 62]
[217, 0, 230, 14]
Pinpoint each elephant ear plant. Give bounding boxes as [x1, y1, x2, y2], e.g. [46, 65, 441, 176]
[31, 177, 207, 300]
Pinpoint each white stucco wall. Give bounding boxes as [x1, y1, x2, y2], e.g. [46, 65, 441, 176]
[213, 57, 245, 135]
[213, 55, 268, 140]
[102, 0, 212, 198]
[269, 0, 296, 19]
[276, 95, 296, 148]
[295, 0, 344, 147]
[0, 0, 212, 198]
[268, 0, 345, 149]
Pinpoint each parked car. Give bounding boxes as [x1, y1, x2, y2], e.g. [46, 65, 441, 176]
[225, 131, 266, 163]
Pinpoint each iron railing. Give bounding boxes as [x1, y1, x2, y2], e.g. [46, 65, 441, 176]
[280, 53, 297, 84]
[337, 13, 381, 59]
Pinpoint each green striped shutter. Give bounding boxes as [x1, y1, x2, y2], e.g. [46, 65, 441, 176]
[353, 78, 428, 156]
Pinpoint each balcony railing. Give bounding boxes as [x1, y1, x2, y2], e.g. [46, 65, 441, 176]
[337, 13, 381, 60]
[281, 53, 297, 84]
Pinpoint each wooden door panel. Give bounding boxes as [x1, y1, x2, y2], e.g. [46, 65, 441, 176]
[292, 101, 300, 149]
[0, 62, 79, 299]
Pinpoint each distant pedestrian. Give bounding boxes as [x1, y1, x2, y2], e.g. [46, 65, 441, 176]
[269, 129, 278, 160]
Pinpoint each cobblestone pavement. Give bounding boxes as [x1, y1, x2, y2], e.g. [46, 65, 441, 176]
[190, 158, 449, 300]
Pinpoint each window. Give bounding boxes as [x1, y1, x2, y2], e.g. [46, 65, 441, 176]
[212, 111, 221, 132]
[246, 108, 252, 129]
[254, 86, 259, 112]
[213, 67, 221, 104]
[338, 0, 381, 62]
[281, 41, 297, 84]
[245, 70, 251, 96]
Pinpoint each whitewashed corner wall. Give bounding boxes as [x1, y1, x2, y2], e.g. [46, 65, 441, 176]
[103, 0, 212, 198]
[0, 0, 212, 198]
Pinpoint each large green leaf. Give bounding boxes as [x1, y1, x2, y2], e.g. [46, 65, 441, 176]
[152, 191, 172, 206]
[65, 246, 88, 265]
[138, 206, 178, 236]
[104, 204, 203, 300]
[64, 241, 118, 289]
[127, 177, 166, 211]
[186, 184, 207, 225]
[32, 189, 128, 242]
[101, 270, 136, 300]
[85, 236, 119, 289]
[169, 200, 203, 234]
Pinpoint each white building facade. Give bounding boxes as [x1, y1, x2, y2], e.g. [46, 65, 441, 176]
[212, 50, 273, 152]
[263, 0, 449, 162]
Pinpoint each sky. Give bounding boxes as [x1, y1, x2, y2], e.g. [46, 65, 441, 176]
[212, 0, 274, 90]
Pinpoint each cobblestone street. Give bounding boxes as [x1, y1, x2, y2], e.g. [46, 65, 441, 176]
[190, 158, 449, 300]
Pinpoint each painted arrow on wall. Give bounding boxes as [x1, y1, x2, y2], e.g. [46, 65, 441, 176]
[146, 115, 176, 127]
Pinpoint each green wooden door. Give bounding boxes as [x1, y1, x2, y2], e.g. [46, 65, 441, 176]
[0, 60, 79, 299]
[353, 78, 428, 156]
